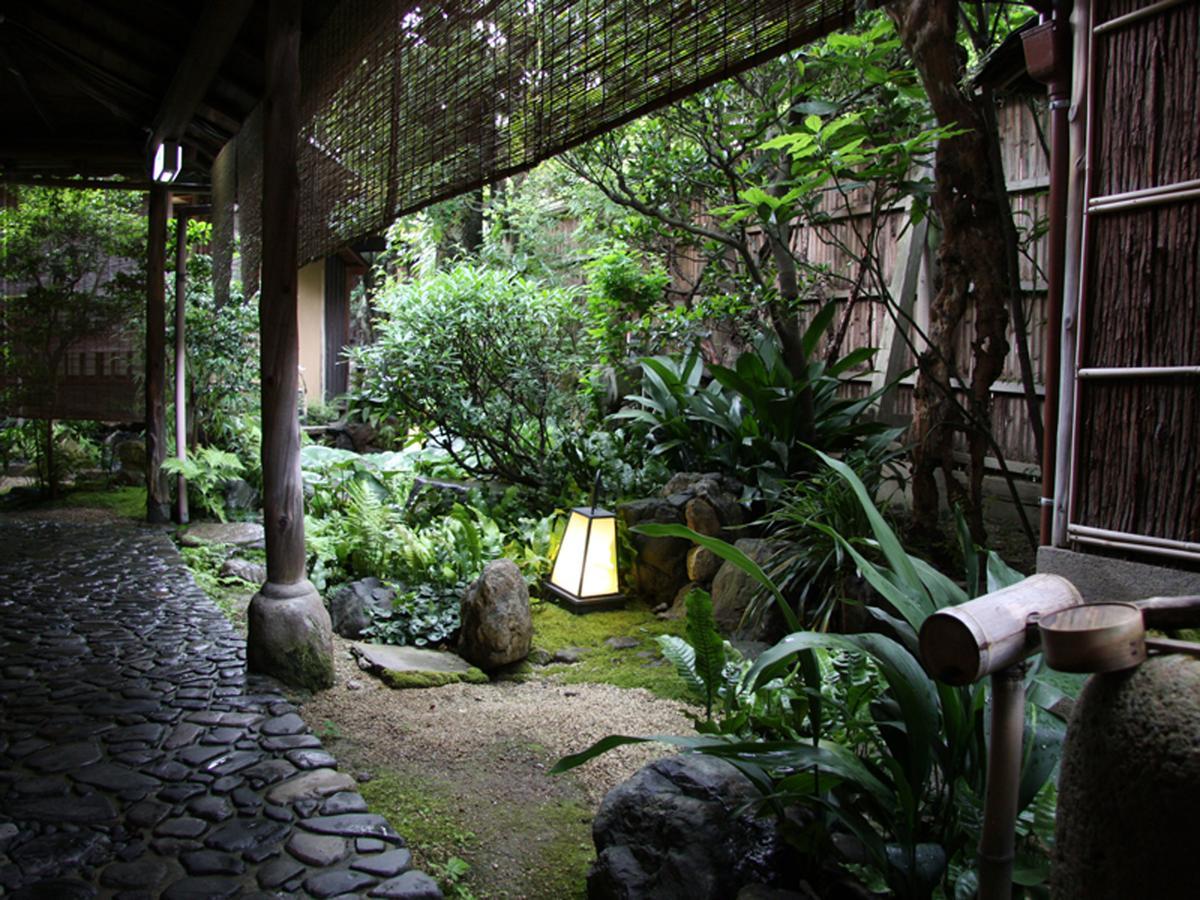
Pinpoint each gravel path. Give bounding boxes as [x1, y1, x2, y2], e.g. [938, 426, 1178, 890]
[304, 637, 696, 804]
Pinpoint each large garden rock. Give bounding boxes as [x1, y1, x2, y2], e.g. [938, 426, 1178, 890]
[620, 475, 748, 607]
[458, 559, 531, 670]
[710, 539, 788, 643]
[219, 557, 267, 586]
[588, 754, 793, 899]
[619, 498, 689, 606]
[328, 578, 396, 639]
[1054, 655, 1200, 899]
[222, 478, 259, 513]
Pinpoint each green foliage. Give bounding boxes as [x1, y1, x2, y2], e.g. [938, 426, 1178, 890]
[301, 446, 566, 647]
[762, 441, 905, 630]
[558, 453, 1069, 898]
[615, 321, 897, 503]
[364, 582, 467, 648]
[162, 446, 245, 522]
[350, 265, 597, 493]
[583, 248, 669, 365]
[682, 590, 726, 719]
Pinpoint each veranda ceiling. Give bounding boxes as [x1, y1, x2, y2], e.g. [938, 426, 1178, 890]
[1, 0, 859, 283]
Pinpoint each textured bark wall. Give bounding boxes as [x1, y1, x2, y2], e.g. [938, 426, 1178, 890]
[1074, 0, 1200, 545]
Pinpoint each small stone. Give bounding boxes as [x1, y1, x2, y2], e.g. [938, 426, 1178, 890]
[155, 816, 208, 839]
[264, 804, 294, 823]
[206, 750, 261, 776]
[232, 785, 265, 809]
[353, 848, 413, 878]
[101, 859, 168, 889]
[685, 497, 722, 536]
[73, 763, 161, 794]
[127, 799, 170, 828]
[242, 758, 297, 786]
[370, 869, 443, 899]
[189, 795, 235, 822]
[257, 856, 305, 889]
[179, 745, 226, 766]
[321, 791, 368, 815]
[286, 831, 349, 867]
[604, 636, 639, 650]
[163, 723, 204, 749]
[158, 783, 206, 803]
[180, 849, 245, 877]
[205, 818, 289, 853]
[27, 741, 102, 773]
[210, 776, 242, 794]
[261, 713, 307, 736]
[298, 813, 399, 841]
[552, 647, 584, 664]
[346, 679, 364, 691]
[266, 768, 356, 805]
[262, 734, 322, 751]
[357, 838, 387, 853]
[287, 748, 338, 770]
[305, 869, 378, 898]
[161, 876, 243, 899]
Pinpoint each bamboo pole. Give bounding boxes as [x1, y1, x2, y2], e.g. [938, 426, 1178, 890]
[978, 665, 1026, 900]
[173, 209, 189, 525]
[145, 185, 170, 523]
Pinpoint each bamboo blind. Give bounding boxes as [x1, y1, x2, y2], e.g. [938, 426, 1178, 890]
[233, 0, 857, 291]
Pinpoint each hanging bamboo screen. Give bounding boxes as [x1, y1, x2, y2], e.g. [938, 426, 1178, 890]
[233, 0, 857, 288]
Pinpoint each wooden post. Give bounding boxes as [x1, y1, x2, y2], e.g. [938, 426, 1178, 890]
[145, 185, 170, 523]
[173, 209, 190, 525]
[259, 0, 304, 586]
[246, 0, 334, 690]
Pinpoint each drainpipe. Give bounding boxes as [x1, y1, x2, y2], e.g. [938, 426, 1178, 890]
[1022, 1, 1072, 546]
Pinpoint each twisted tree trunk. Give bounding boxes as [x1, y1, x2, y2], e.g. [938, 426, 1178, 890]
[887, 0, 1012, 543]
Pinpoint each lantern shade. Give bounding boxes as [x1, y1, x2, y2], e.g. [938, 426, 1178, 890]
[546, 507, 623, 611]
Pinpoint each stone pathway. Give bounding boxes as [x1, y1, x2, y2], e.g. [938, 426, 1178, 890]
[0, 519, 442, 899]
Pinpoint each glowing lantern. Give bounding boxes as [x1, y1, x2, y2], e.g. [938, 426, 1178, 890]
[546, 494, 624, 612]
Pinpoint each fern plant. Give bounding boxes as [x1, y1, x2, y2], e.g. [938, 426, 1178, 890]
[162, 446, 245, 521]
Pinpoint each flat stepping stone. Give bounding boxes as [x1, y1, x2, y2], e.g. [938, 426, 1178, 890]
[179, 522, 265, 548]
[351, 643, 488, 689]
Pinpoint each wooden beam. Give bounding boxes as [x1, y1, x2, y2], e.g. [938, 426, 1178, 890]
[145, 185, 170, 523]
[259, 0, 305, 585]
[151, 0, 256, 148]
[0, 175, 210, 192]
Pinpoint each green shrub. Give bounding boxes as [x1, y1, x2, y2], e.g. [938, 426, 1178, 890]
[613, 314, 899, 503]
[350, 265, 597, 494]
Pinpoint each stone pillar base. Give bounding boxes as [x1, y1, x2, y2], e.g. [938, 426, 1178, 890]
[247, 580, 334, 691]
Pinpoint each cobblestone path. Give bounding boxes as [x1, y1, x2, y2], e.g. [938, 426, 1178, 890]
[0, 520, 441, 899]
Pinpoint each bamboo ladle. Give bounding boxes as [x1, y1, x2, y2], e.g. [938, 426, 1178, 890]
[1038, 595, 1200, 674]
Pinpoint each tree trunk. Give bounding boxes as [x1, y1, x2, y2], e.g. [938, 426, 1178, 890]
[888, 0, 1012, 544]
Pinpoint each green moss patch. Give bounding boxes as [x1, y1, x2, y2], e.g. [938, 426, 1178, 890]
[52, 486, 147, 519]
[531, 601, 695, 702]
[380, 667, 489, 689]
[359, 765, 592, 900]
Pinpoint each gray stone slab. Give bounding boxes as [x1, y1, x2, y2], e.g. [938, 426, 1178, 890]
[351, 642, 487, 688]
[266, 768, 357, 805]
[178, 522, 266, 548]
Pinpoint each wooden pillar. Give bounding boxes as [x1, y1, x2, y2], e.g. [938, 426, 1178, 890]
[246, 0, 334, 690]
[145, 185, 170, 523]
[259, 0, 305, 584]
[173, 209, 190, 525]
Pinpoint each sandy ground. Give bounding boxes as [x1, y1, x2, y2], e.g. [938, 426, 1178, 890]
[303, 634, 695, 805]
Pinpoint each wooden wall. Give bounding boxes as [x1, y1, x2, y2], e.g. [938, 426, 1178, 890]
[1069, 0, 1200, 551]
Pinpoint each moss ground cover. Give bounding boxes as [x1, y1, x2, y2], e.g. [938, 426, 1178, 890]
[530, 600, 695, 701]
